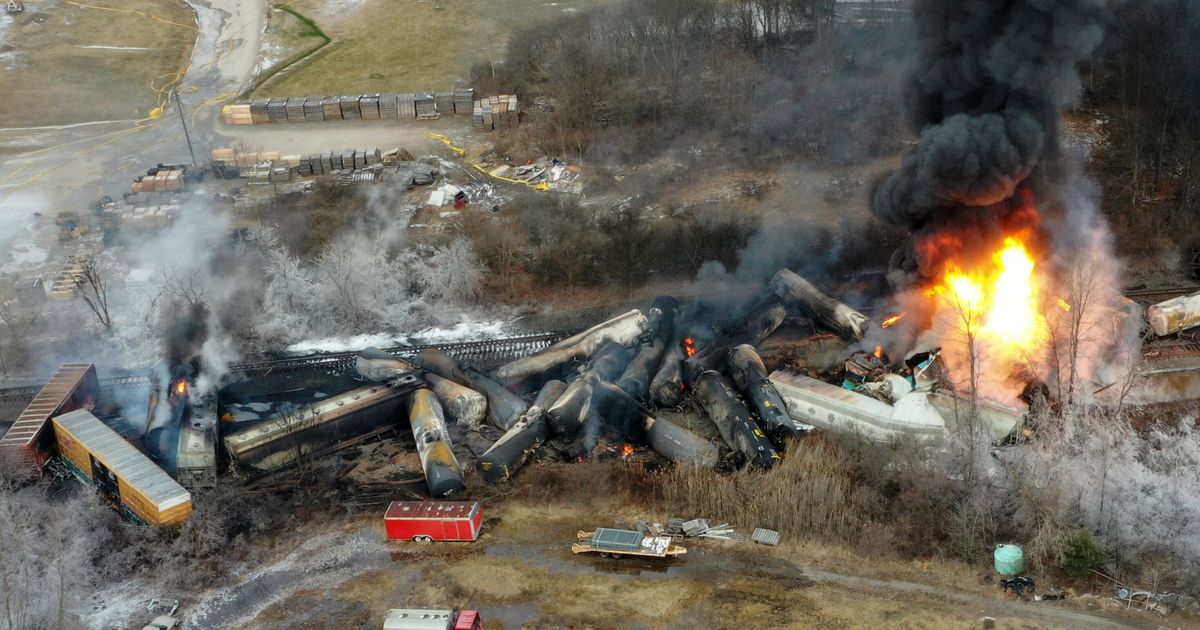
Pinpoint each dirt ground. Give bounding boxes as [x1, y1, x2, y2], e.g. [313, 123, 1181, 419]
[254, 0, 618, 96]
[0, 0, 197, 127]
[225, 496, 1183, 630]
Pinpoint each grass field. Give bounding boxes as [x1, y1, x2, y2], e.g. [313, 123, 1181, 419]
[255, 0, 615, 97]
[0, 0, 197, 127]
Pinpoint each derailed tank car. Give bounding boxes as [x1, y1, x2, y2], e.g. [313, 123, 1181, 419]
[223, 375, 422, 473]
[52, 409, 192, 526]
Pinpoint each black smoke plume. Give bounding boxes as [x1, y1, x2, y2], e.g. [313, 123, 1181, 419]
[872, 0, 1108, 240]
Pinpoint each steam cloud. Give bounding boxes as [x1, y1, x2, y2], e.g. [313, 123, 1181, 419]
[872, 0, 1108, 235]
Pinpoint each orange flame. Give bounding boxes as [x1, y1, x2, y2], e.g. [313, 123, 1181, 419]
[873, 345, 885, 360]
[622, 443, 635, 458]
[683, 337, 697, 357]
[926, 235, 1054, 400]
[175, 381, 188, 396]
[880, 312, 906, 328]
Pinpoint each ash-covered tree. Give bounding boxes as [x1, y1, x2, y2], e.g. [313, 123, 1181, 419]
[73, 258, 113, 330]
[412, 238, 485, 304]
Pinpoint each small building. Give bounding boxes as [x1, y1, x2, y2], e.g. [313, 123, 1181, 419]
[384, 501, 482, 542]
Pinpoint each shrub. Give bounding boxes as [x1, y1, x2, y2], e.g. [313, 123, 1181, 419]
[1058, 528, 1106, 579]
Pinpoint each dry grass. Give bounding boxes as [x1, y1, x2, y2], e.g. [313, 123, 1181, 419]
[0, 0, 196, 126]
[256, 0, 617, 96]
[662, 434, 862, 541]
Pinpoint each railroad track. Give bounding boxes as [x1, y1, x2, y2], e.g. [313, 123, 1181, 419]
[0, 332, 569, 404]
[1123, 285, 1200, 304]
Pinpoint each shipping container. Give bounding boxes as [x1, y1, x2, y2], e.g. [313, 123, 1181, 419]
[52, 409, 192, 526]
[384, 501, 482, 542]
[0, 363, 98, 473]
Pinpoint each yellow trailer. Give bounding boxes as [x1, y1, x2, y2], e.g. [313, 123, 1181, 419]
[52, 410, 192, 527]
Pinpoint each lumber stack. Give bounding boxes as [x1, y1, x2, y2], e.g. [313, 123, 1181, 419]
[219, 88, 515, 125]
[211, 148, 282, 167]
[221, 103, 252, 125]
[131, 170, 183, 193]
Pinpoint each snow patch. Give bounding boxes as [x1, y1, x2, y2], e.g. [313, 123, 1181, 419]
[285, 320, 513, 355]
[286, 332, 405, 355]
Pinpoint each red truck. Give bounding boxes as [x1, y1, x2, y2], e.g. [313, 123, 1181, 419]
[384, 501, 483, 542]
[383, 609, 482, 630]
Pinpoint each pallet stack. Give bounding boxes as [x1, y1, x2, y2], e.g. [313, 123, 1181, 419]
[303, 97, 324, 123]
[379, 93, 399, 118]
[221, 103, 252, 125]
[398, 93, 417, 119]
[473, 94, 519, 132]
[250, 99, 270, 124]
[453, 88, 474, 114]
[434, 92, 454, 115]
[360, 94, 381, 120]
[340, 95, 362, 120]
[267, 99, 288, 123]
[131, 170, 184, 193]
[285, 97, 306, 123]
[219, 88, 514, 125]
[295, 147, 383, 176]
[415, 93, 437, 119]
[211, 148, 282, 167]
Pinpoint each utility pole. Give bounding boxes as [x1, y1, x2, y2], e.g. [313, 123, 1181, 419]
[173, 88, 198, 166]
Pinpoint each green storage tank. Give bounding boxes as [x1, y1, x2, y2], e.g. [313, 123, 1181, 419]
[994, 544, 1024, 576]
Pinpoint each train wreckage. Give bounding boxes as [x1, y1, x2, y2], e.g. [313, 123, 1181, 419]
[7, 268, 1200, 524]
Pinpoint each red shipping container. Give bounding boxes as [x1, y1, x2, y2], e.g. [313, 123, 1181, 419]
[385, 501, 482, 542]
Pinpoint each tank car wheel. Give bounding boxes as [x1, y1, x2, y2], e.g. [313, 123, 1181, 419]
[599, 552, 609, 558]
[611, 553, 623, 559]
[414, 535, 433, 542]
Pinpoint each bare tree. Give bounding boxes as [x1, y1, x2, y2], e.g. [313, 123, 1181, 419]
[0, 286, 43, 373]
[73, 258, 113, 329]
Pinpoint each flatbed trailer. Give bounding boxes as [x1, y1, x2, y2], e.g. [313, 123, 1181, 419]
[571, 528, 687, 558]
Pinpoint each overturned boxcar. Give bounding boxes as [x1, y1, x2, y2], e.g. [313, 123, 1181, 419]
[53, 409, 192, 526]
[0, 363, 99, 474]
[223, 375, 422, 473]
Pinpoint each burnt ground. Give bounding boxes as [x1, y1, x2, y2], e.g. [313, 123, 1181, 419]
[104, 491, 1186, 630]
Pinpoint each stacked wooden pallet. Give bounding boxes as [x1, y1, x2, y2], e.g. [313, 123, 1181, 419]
[211, 148, 283, 167]
[131, 170, 183, 193]
[295, 147, 383, 176]
[49, 257, 85, 300]
[453, 88, 474, 114]
[398, 92, 417, 119]
[360, 94, 381, 120]
[434, 92, 454, 115]
[415, 93, 437, 119]
[303, 97, 324, 122]
[321, 97, 342, 120]
[221, 103, 253, 125]
[250, 99, 270, 124]
[220, 88, 505, 124]
[340, 95, 362, 120]
[473, 94, 519, 132]
[285, 98, 306, 123]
